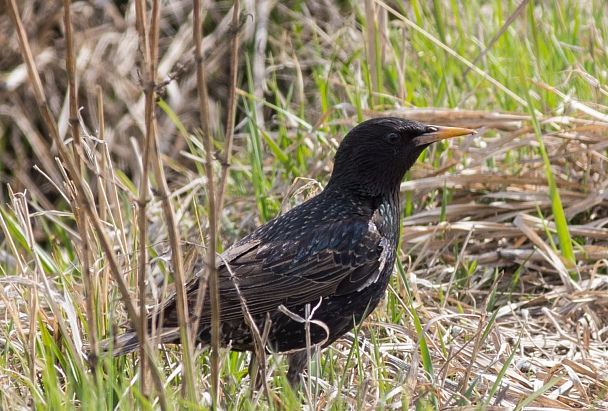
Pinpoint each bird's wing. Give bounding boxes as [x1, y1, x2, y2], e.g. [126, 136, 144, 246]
[149, 214, 391, 328]
[196, 216, 389, 323]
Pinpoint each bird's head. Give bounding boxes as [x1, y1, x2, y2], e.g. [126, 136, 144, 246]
[326, 117, 476, 198]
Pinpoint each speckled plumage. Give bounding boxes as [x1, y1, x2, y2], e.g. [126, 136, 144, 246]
[103, 117, 475, 386]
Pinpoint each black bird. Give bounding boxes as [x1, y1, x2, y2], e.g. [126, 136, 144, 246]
[105, 117, 475, 385]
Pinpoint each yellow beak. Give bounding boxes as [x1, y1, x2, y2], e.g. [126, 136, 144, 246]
[413, 125, 477, 147]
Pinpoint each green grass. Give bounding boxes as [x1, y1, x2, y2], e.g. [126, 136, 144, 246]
[1, 0, 607, 409]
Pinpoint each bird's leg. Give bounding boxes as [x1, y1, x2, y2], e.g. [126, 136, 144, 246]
[248, 353, 264, 391]
[286, 348, 318, 387]
[248, 314, 271, 392]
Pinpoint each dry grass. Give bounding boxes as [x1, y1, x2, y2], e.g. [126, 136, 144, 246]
[0, 0, 607, 409]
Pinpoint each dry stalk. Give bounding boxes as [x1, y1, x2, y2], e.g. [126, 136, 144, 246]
[457, 314, 489, 396]
[96, 86, 109, 338]
[62, 0, 98, 374]
[133, 0, 197, 401]
[276, 300, 328, 406]
[216, 0, 241, 215]
[133, 0, 153, 395]
[149, 56, 198, 405]
[219, 254, 272, 400]
[97, 86, 107, 226]
[441, 227, 475, 309]
[364, 0, 378, 102]
[252, 0, 271, 125]
[193, 0, 220, 407]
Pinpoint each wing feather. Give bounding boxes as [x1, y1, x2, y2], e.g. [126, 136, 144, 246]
[206, 218, 386, 322]
[153, 215, 390, 327]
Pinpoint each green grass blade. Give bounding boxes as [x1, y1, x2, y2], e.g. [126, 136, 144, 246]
[519, 66, 575, 268]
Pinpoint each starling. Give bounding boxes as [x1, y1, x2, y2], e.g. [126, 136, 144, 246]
[104, 117, 475, 385]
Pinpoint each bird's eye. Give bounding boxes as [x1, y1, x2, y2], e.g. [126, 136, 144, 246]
[385, 132, 400, 144]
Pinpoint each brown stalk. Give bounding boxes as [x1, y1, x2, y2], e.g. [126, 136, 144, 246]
[219, 255, 271, 399]
[440, 227, 475, 309]
[145, 4, 198, 400]
[252, 0, 270, 127]
[62, 0, 82, 171]
[133, 0, 153, 395]
[193, 0, 220, 407]
[216, 0, 241, 215]
[364, 0, 378, 104]
[62, 0, 98, 374]
[136, 0, 198, 403]
[133, 0, 197, 401]
[5, 0, 168, 407]
[454, 315, 491, 398]
[101, 136, 130, 262]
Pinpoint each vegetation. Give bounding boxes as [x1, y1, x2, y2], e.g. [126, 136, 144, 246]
[0, 0, 607, 409]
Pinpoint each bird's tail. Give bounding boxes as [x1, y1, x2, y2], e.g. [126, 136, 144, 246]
[99, 327, 181, 357]
[99, 331, 141, 356]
